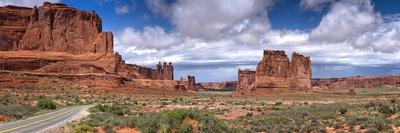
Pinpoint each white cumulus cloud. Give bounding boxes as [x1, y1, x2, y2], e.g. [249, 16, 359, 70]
[310, 0, 381, 42]
[0, 0, 60, 7]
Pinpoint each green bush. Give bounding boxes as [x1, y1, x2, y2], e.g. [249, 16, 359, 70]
[320, 113, 336, 120]
[394, 120, 400, 127]
[338, 107, 347, 115]
[37, 97, 56, 110]
[90, 104, 128, 116]
[378, 104, 395, 116]
[82, 108, 232, 133]
[345, 115, 390, 131]
[74, 124, 93, 133]
[275, 102, 282, 106]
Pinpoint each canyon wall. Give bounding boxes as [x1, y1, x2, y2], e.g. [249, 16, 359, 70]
[0, 6, 31, 50]
[312, 76, 400, 90]
[1, 2, 112, 53]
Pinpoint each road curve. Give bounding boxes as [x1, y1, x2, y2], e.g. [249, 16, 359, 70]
[0, 106, 88, 133]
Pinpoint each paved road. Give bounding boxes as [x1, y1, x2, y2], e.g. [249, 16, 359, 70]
[0, 106, 87, 133]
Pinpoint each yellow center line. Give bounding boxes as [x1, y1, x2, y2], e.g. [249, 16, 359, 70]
[0, 108, 76, 133]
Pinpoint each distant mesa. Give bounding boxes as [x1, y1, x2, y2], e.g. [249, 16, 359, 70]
[312, 76, 400, 90]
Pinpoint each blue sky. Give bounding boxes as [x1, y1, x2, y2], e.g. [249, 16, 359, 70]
[2, 0, 400, 82]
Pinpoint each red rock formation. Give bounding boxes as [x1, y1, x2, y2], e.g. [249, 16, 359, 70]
[237, 69, 255, 91]
[348, 89, 356, 95]
[188, 76, 196, 90]
[240, 49, 312, 91]
[19, 3, 112, 54]
[0, 3, 118, 74]
[289, 52, 312, 91]
[0, 6, 31, 50]
[312, 76, 400, 90]
[200, 81, 237, 91]
[175, 75, 196, 91]
[256, 50, 290, 88]
[0, 3, 174, 82]
[154, 62, 174, 80]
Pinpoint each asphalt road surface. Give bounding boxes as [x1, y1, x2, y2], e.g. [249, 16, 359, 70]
[0, 106, 87, 133]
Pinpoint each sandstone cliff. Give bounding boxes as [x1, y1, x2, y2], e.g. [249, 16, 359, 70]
[238, 49, 312, 91]
[0, 3, 174, 81]
[237, 69, 255, 91]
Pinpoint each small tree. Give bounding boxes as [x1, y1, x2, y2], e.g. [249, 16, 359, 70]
[37, 97, 56, 110]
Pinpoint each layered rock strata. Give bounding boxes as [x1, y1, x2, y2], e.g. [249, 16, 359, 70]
[0, 3, 174, 81]
[312, 76, 400, 90]
[237, 69, 256, 91]
[237, 49, 312, 91]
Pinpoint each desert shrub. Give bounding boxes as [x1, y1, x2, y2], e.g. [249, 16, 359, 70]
[338, 107, 347, 115]
[377, 104, 395, 116]
[37, 97, 56, 110]
[156, 109, 230, 132]
[82, 107, 232, 133]
[394, 120, 400, 127]
[246, 112, 253, 117]
[320, 113, 336, 120]
[390, 98, 397, 104]
[274, 102, 282, 106]
[90, 104, 129, 116]
[131, 109, 230, 132]
[345, 115, 390, 131]
[161, 101, 169, 106]
[365, 128, 379, 133]
[74, 124, 93, 133]
[0, 104, 37, 118]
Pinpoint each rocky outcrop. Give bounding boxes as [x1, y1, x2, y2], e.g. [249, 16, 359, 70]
[312, 76, 400, 90]
[0, 6, 31, 50]
[237, 69, 255, 91]
[175, 75, 196, 91]
[188, 76, 196, 90]
[239, 49, 312, 92]
[0, 3, 174, 82]
[0, 3, 116, 74]
[289, 53, 312, 90]
[200, 81, 237, 91]
[256, 50, 311, 90]
[18, 2, 112, 54]
[154, 62, 174, 80]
